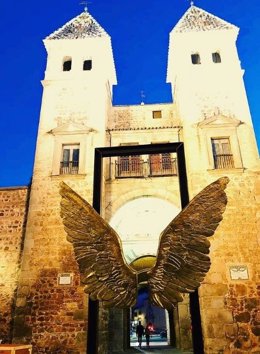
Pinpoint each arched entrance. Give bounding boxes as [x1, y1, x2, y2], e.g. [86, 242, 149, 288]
[106, 197, 193, 352]
[90, 142, 198, 353]
[129, 255, 169, 348]
[109, 196, 180, 264]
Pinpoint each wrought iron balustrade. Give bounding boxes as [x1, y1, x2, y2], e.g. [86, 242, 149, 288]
[149, 157, 177, 176]
[115, 159, 144, 178]
[60, 161, 79, 175]
[114, 157, 178, 178]
[213, 154, 234, 169]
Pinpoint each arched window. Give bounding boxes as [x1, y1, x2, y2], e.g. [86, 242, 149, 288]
[212, 52, 221, 63]
[83, 60, 92, 71]
[63, 57, 72, 71]
[191, 53, 201, 65]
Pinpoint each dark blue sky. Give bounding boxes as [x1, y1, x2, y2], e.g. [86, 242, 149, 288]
[0, 0, 259, 187]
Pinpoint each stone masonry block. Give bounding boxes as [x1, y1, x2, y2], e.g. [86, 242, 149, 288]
[205, 309, 234, 324]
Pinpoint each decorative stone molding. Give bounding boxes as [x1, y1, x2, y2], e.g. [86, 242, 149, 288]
[197, 114, 242, 129]
[48, 122, 96, 135]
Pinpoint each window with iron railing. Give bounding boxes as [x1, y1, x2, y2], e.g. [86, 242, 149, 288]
[149, 153, 177, 176]
[116, 155, 143, 178]
[114, 154, 177, 178]
[60, 144, 79, 174]
[211, 138, 234, 169]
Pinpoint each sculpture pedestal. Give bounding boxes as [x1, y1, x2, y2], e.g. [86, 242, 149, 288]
[0, 345, 32, 354]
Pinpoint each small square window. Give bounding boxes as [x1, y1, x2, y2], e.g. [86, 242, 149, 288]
[152, 110, 162, 119]
[83, 60, 92, 71]
[63, 58, 72, 71]
[191, 53, 201, 65]
[212, 52, 221, 63]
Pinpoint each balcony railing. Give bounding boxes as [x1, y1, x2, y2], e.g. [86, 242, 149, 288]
[115, 158, 177, 178]
[213, 154, 234, 169]
[60, 161, 79, 175]
[149, 157, 177, 176]
[115, 159, 144, 178]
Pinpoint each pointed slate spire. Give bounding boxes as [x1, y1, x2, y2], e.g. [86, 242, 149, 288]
[172, 6, 238, 33]
[45, 12, 109, 40]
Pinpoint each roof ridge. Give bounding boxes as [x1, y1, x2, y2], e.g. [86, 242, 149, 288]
[45, 11, 109, 40]
[171, 5, 238, 33]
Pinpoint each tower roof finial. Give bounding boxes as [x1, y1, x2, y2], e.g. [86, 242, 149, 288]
[140, 90, 145, 105]
[80, 0, 90, 12]
[189, 0, 194, 6]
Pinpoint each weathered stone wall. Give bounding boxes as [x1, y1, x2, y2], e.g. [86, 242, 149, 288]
[12, 178, 90, 353]
[108, 103, 180, 131]
[190, 171, 260, 354]
[175, 295, 193, 350]
[0, 187, 29, 343]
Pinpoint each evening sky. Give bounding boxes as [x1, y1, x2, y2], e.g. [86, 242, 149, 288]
[0, 0, 259, 187]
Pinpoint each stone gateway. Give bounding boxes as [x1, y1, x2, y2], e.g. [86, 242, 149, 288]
[0, 4, 259, 354]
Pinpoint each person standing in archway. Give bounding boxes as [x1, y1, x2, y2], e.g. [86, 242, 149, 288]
[145, 322, 153, 347]
[136, 321, 144, 348]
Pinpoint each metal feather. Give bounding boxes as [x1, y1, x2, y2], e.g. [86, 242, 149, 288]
[59, 182, 137, 308]
[147, 177, 229, 309]
[59, 177, 229, 309]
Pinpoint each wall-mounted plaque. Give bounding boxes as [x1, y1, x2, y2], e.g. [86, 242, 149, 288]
[58, 273, 73, 285]
[229, 265, 249, 280]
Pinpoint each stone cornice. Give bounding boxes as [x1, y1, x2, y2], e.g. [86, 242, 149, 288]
[107, 126, 182, 132]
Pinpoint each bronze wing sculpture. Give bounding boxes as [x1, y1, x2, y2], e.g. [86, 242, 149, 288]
[59, 183, 137, 307]
[60, 177, 229, 309]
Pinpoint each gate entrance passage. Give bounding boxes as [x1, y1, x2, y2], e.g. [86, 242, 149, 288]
[89, 143, 203, 354]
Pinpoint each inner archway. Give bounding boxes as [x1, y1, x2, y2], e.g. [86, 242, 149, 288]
[129, 255, 170, 348]
[107, 197, 193, 352]
[109, 196, 180, 264]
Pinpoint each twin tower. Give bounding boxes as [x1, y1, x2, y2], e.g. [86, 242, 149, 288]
[39, 5, 259, 177]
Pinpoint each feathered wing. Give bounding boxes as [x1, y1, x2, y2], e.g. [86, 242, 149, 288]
[148, 177, 229, 309]
[59, 182, 137, 308]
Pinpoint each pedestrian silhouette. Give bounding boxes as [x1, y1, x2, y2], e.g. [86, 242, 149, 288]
[136, 321, 144, 348]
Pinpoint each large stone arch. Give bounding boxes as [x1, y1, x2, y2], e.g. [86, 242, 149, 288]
[104, 195, 194, 353]
[105, 185, 181, 224]
[108, 195, 180, 264]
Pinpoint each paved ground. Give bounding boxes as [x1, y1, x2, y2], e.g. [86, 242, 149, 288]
[127, 335, 193, 354]
[133, 347, 193, 353]
[130, 335, 168, 348]
[123, 347, 193, 354]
